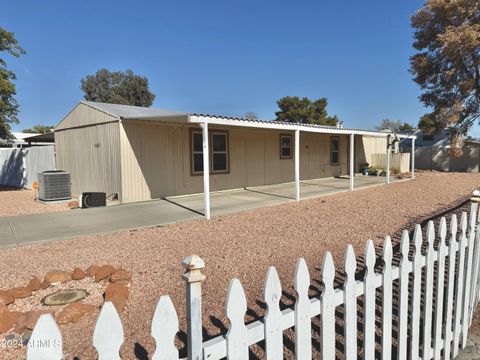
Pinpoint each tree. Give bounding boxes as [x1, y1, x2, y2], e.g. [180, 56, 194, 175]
[0, 27, 25, 140]
[80, 68, 155, 107]
[274, 96, 340, 126]
[244, 111, 258, 120]
[410, 0, 480, 136]
[376, 119, 415, 132]
[23, 125, 54, 134]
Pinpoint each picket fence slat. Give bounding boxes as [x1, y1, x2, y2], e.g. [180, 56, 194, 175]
[344, 245, 357, 360]
[382, 236, 393, 360]
[27, 314, 62, 360]
[469, 227, 480, 324]
[93, 301, 124, 360]
[453, 212, 468, 357]
[422, 221, 435, 360]
[27, 201, 480, 360]
[397, 230, 410, 360]
[461, 204, 477, 348]
[411, 224, 423, 360]
[320, 252, 336, 360]
[433, 217, 447, 360]
[293, 258, 311, 360]
[225, 279, 248, 360]
[263, 266, 283, 360]
[444, 215, 458, 360]
[363, 240, 376, 360]
[151, 296, 179, 360]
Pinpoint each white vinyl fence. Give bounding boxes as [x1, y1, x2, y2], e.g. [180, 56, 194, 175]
[28, 196, 480, 359]
[371, 152, 411, 173]
[0, 146, 55, 189]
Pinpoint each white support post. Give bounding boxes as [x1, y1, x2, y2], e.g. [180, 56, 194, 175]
[411, 137, 415, 179]
[200, 123, 210, 219]
[182, 255, 206, 360]
[386, 135, 391, 184]
[295, 129, 300, 201]
[349, 134, 354, 190]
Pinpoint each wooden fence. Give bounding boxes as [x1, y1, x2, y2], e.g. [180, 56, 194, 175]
[371, 152, 411, 173]
[27, 196, 480, 359]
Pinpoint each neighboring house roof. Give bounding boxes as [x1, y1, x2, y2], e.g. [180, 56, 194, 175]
[62, 101, 414, 139]
[23, 132, 55, 143]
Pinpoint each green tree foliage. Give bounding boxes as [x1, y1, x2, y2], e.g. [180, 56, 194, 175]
[22, 125, 54, 134]
[376, 119, 415, 132]
[81, 68, 155, 107]
[275, 96, 340, 126]
[410, 0, 480, 135]
[0, 27, 25, 140]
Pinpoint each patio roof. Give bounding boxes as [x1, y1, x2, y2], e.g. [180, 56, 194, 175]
[84, 101, 414, 139]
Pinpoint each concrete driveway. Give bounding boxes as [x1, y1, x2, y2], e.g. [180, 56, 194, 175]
[0, 175, 406, 248]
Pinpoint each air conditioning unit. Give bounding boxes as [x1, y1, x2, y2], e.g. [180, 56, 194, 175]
[38, 171, 72, 201]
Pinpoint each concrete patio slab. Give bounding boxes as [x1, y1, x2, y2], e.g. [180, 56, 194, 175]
[0, 175, 407, 248]
[0, 218, 16, 247]
[167, 175, 405, 215]
[5, 199, 202, 247]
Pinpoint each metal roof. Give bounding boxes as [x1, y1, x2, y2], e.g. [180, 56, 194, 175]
[82, 101, 188, 119]
[81, 101, 413, 138]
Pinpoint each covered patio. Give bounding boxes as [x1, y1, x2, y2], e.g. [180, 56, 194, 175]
[166, 175, 407, 217]
[189, 115, 416, 219]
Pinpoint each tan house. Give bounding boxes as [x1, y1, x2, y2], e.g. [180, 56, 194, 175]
[54, 101, 414, 217]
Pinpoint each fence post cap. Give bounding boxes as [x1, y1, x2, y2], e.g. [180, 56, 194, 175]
[182, 255, 206, 283]
[471, 190, 480, 202]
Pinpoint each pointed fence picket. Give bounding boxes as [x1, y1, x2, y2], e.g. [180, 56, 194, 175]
[225, 279, 248, 360]
[423, 221, 435, 360]
[411, 224, 423, 360]
[26, 196, 480, 360]
[293, 258, 311, 360]
[444, 214, 458, 360]
[433, 217, 447, 360]
[381, 236, 393, 360]
[320, 251, 336, 360]
[453, 212, 468, 358]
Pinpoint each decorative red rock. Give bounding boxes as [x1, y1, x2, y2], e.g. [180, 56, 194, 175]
[27, 277, 41, 292]
[8, 287, 32, 299]
[95, 265, 116, 282]
[44, 271, 72, 284]
[72, 267, 86, 280]
[56, 303, 97, 324]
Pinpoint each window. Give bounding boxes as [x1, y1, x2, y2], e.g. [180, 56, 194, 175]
[191, 131, 204, 174]
[330, 137, 340, 165]
[279, 134, 293, 159]
[211, 131, 229, 173]
[190, 129, 229, 175]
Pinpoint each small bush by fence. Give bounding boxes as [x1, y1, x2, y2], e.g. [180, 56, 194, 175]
[27, 195, 480, 359]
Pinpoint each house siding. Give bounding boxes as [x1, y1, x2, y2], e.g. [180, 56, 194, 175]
[120, 121, 349, 202]
[55, 111, 121, 198]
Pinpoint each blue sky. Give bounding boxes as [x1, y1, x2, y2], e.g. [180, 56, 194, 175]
[3, 0, 430, 132]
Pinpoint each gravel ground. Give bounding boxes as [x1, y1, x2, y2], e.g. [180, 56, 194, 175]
[0, 186, 68, 217]
[0, 171, 480, 359]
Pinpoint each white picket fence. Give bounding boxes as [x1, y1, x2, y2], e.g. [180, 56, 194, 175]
[27, 198, 480, 359]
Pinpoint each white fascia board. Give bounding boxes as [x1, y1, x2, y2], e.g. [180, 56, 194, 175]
[189, 115, 408, 138]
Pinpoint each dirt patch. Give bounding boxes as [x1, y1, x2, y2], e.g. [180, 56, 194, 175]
[0, 186, 68, 217]
[0, 171, 479, 359]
